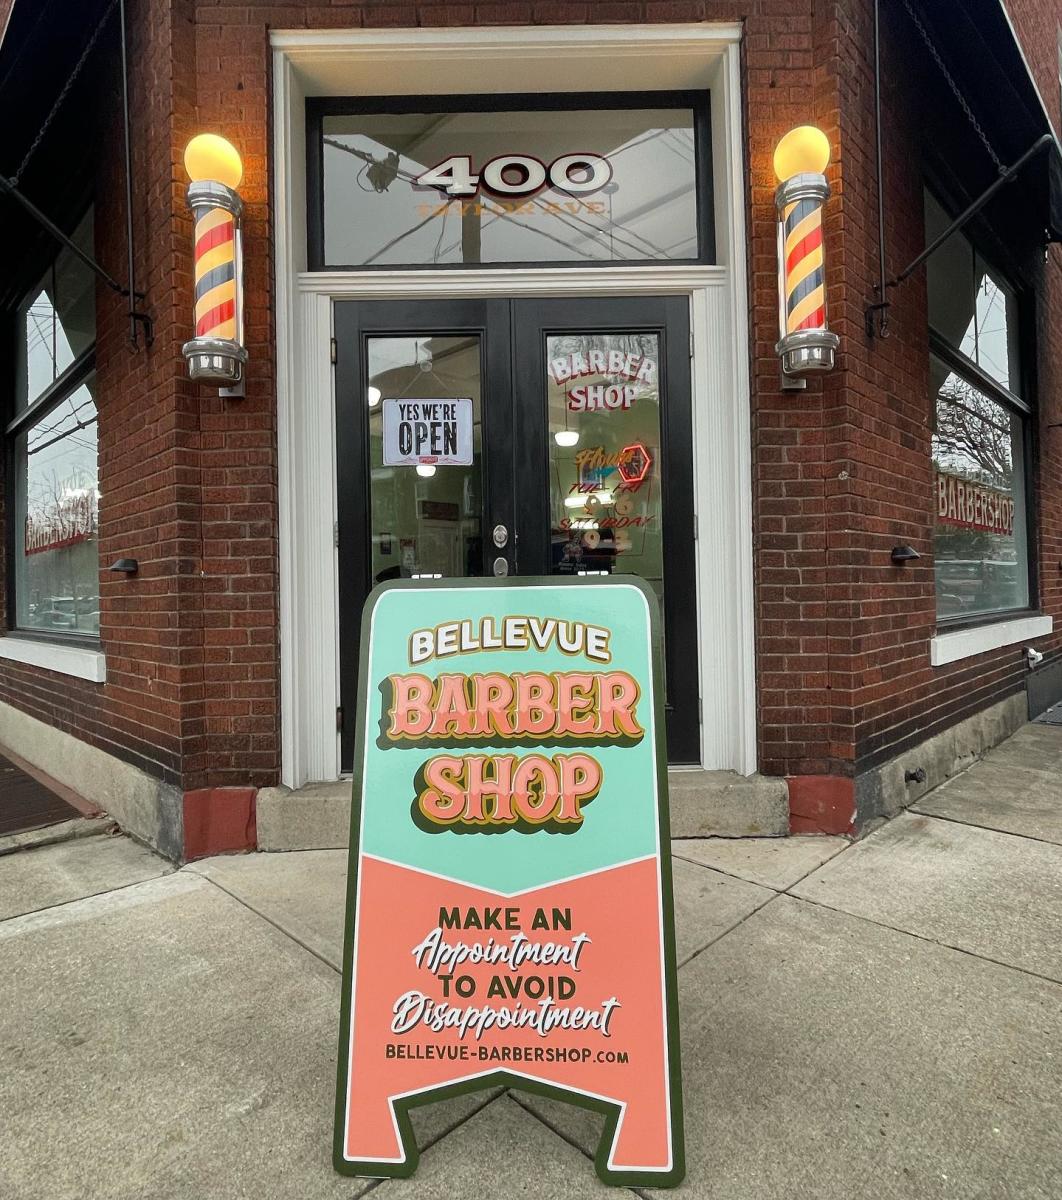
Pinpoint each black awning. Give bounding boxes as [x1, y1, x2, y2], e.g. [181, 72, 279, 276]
[0, 0, 115, 173]
[910, 0, 1062, 242]
[0, 0, 117, 307]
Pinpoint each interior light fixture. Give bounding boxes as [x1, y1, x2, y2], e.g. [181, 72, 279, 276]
[367, 386, 381, 408]
[564, 494, 586, 509]
[555, 401, 579, 448]
[416, 464, 437, 478]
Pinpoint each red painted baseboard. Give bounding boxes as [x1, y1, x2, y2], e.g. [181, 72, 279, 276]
[786, 775, 856, 836]
[182, 787, 257, 861]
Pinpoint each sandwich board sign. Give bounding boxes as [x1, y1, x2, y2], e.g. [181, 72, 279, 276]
[333, 576, 684, 1187]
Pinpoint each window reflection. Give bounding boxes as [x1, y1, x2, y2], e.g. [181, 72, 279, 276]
[322, 108, 700, 267]
[925, 191, 1020, 395]
[931, 356, 1028, 618]
[15, 376, 100, 635]
[15, 211, 96, 410]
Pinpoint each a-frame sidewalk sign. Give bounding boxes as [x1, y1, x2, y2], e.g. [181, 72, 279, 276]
[333, 576, 684, 1187]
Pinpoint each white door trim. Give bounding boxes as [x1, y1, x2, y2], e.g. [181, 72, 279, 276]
[272, 24, 756, 787]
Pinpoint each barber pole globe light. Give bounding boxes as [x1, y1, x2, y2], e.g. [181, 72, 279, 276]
[773, 126, 839, 375]
[182, 134, 247, 384]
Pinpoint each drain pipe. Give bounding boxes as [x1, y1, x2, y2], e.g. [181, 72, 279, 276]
[867, 0, 890, 338]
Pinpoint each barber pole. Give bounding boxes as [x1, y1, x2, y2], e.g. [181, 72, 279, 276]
[772, 126, 840, 376]
[181, 134, 247, 385]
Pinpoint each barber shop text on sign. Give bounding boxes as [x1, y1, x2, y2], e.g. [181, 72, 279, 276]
[382, 398, 473, 467]
[333, 578, 684, 1187]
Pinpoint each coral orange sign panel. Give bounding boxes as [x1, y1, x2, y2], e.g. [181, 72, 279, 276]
[333, 577, 684, 1187]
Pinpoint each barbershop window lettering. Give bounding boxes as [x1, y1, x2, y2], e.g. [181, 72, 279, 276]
[8, 210, 100, 638]
[310, 93, 712, 268]
[926, 190, 1030, 622]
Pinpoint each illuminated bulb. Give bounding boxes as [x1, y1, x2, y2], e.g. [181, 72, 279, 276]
[367, 386, 381, 408]
[184, 133, 244, 189]
[594, 490, 613, 504]
[772, 125, 831, 182]
[416, 464, 436, 478]
[554, 430, 580, 448]
[563, 495, 586, 509]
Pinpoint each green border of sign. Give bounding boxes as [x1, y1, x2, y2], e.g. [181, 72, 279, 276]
[332, 575, 685, 1188]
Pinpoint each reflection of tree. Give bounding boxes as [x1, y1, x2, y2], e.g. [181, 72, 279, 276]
[933, 374, 1011, 485]
[549, 332, 657, 363]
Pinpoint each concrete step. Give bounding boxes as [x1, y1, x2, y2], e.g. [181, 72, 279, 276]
[255, 768, 790, 851]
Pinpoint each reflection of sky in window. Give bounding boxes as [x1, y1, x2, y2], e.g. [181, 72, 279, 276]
[322, 111, 699, 266]
[956, 273, 1013, 392]
[25, 383, 99, 519]
[23, 291, 60, 402]
[17, 211, 96, 409]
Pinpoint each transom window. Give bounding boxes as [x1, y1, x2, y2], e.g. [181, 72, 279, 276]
[309, 93, 713, 269]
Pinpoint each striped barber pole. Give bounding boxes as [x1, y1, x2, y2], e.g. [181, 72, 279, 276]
[782, 195, 826, 335]
[774, 171, 838, 376]
[193, 205, 238, 340]
[182, 179, 246, 384]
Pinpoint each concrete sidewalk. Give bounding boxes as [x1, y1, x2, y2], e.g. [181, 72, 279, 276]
[3, 723, 1062, 1199]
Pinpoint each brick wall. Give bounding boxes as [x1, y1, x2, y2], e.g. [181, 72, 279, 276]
[1, 0, 1058, 806]
[0, 0, 280, 791]
[829, 1, 1062, 782]
[1006, 0, 1062, 717]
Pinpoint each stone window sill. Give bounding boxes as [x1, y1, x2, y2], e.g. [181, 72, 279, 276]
[0, 636, 106, 683]
[930, 614, 1053, 667]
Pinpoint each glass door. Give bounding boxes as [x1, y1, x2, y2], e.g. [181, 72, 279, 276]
[334, 300, 512, 767]
[334, 295, 698, 768]
[511, 297, 699, 763]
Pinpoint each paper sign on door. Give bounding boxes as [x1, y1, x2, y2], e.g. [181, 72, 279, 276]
[382, 398, 473, 467]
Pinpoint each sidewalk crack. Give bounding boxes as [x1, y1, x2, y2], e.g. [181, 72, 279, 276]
[185, 868, 341, 974]
[787, 891, 1062, 989]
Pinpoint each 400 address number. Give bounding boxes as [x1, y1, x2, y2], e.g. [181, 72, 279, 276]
[415, 154, 613, 197]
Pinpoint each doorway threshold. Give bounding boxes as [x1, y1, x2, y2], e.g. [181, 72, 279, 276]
[256, 769, 789, 851]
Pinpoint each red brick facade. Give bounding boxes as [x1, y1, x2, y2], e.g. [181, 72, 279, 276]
[1, 0, 1059, 850]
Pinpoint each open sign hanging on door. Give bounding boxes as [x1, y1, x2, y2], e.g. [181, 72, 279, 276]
[383, 398, 474, 467]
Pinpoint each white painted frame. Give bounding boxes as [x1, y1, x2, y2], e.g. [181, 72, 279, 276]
[272, 24, 756, 788]
[0, 636, 106, 683]
[930, 614, 1053, 666]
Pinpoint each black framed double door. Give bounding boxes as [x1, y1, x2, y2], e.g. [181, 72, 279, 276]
[334, 295, 698, 766]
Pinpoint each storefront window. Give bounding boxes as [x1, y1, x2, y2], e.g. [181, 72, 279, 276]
[315, 96, 707, 268]
[925, 190, 1029, 622]
[14, 211, 96, 411]
[931, 358, 1028, 619]
[926, 192, 1021, 395]
[8, 210, 99, 639]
